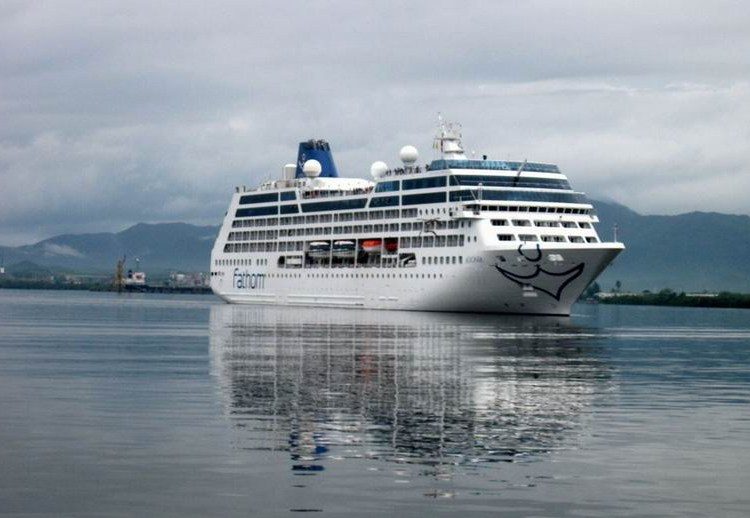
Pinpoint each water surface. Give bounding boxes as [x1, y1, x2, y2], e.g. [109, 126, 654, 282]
[1, 289, 748, 516]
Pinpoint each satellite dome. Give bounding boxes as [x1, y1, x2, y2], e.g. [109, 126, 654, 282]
[302, 159, 322, 177]
[399, 145, 419, 164]
[370, 161, 388, 179]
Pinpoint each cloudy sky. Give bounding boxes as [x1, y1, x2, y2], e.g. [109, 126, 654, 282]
[1, 0, 749, 245]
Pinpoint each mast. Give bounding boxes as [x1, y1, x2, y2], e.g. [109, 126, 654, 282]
[433, 114, 467, 160]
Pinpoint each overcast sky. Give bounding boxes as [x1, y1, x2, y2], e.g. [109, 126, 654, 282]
[1, 0, 749, 245]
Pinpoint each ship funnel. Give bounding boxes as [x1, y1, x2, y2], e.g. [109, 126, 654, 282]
[295, 139, 339, 178]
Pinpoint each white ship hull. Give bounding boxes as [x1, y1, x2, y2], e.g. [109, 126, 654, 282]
[211, 243, 622, 316]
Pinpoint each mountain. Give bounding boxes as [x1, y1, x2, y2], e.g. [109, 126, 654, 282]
[593, 201, 750, 292]
[1, 203, 750, 292]
[0, 223, 219, 274]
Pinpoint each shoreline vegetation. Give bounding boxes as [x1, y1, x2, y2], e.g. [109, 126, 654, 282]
[593, 290, 750, 309]
[2, 279, 750, 309]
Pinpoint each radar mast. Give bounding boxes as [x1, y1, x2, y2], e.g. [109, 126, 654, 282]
[433, 114, 467, 160]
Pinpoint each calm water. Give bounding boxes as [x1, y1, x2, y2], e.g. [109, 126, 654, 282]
[1, 290, 749, 517]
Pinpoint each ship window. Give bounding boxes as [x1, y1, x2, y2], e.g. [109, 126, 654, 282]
[402, 176, 447, 190]
[280, 191, 296, 201]
[280, 204, 298, 214]
[236, 206, 278, 218]
[512, 220, 531, 227]
[450, 175, 571, 190]
[569, 236, 585, 243]
[586, 236, 599, 243]
[491, 219, 508, 226]
[497, 234, 514, 241]
[519, 234, 538, 242]
[578, 222, 591, 229]
[239, 192, 278, 205]
[534, 220, 558, 227]
[375, 180, 400, 192]
[450, 190, 587, 204]
[401, 192, 447, 206]
[561, 221, 577, 228]
[301, 198, 367, 213]
[370, 195, 399, 208]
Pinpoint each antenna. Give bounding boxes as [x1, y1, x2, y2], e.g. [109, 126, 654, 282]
[613, 223, 619, 242]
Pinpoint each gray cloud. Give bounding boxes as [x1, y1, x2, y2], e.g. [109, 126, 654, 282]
[1, 0, 749, 244]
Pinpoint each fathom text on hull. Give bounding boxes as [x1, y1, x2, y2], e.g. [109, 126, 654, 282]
[210, 118, 624, 315]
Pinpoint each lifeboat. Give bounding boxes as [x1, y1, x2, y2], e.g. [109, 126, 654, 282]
[307, 241, 330, 259]
[384, 240, 398, 253]
[360, 239, 382, 253]
[332, 240, 356, 258]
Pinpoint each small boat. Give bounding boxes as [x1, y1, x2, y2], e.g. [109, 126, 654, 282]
[360, 239, 381, 253]
[332, 240, 356, 258]
[308, 241, 330, 259]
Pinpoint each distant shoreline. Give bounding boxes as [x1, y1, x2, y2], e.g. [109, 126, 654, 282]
[0, 280, 213, 295]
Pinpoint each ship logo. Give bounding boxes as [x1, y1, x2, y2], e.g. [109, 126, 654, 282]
[495, 243, 585, 301]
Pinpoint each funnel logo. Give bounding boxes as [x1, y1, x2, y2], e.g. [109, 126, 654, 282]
[495, 243, 584, 301]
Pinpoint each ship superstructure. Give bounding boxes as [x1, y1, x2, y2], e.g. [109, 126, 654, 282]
[210, 120, 623, 315]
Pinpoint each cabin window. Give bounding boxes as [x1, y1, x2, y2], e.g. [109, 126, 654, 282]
[402, 176, 447, 190]
[375, 180, 400, 192]
[239, 192, 278, 205]
[401, 192, 447, 205]
[370, 196, 399, 208]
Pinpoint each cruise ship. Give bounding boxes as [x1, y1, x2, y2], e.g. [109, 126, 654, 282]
[210, 120, 624, 315]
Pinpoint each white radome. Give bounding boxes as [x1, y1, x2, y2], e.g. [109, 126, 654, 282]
[303, 159, 322, 177]
[399, 145, 419, 164]
[370, 161, 389, 179]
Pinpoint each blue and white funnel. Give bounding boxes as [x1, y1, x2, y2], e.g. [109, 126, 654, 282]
[295, 139, 339, 178]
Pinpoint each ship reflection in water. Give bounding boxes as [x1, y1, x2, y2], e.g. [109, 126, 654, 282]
[208, 305, 610, 481]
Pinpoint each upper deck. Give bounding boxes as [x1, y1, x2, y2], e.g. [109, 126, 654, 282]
[231, 118, 591, 219]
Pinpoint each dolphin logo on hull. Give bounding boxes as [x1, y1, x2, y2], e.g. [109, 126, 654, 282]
[495, 244, 585, 301]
